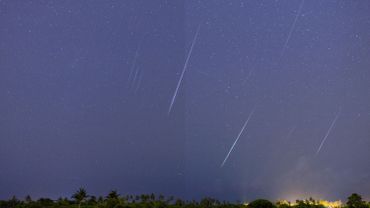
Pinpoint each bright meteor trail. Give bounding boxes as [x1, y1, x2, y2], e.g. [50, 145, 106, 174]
[315, 110, 341, 156]
[280, 0, 305, 58]
[168, 24, 201, 115]
[220, 107, 256, 168]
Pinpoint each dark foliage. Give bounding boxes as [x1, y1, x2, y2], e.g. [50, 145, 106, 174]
[0, 191, 369, 208]
[248, 199, 276, 208]
[347, 193, 368, 208]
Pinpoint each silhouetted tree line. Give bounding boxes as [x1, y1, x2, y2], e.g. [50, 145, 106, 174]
[0, 189, 369, 208]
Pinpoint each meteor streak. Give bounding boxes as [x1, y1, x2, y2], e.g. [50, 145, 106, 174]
[168, 24, 201, 115]
[130, 67, 140, 89]
[280, 0, 305, 58]
[127, 38, 143, 87]
[285, 126, 296, 142]
[220, 107, 256, 168]
[315, 110, 341, 156]
[134, 71, 143, 93]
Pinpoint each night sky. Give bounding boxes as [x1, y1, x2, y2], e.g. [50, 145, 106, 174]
[1, 0, 370, 202]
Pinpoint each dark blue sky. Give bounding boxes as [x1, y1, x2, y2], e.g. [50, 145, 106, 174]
[1, 0, 370, 202]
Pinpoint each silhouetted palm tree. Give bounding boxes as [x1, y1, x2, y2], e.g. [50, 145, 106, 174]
[107, 190, 119, 199]
[72, 188, 87, 208]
